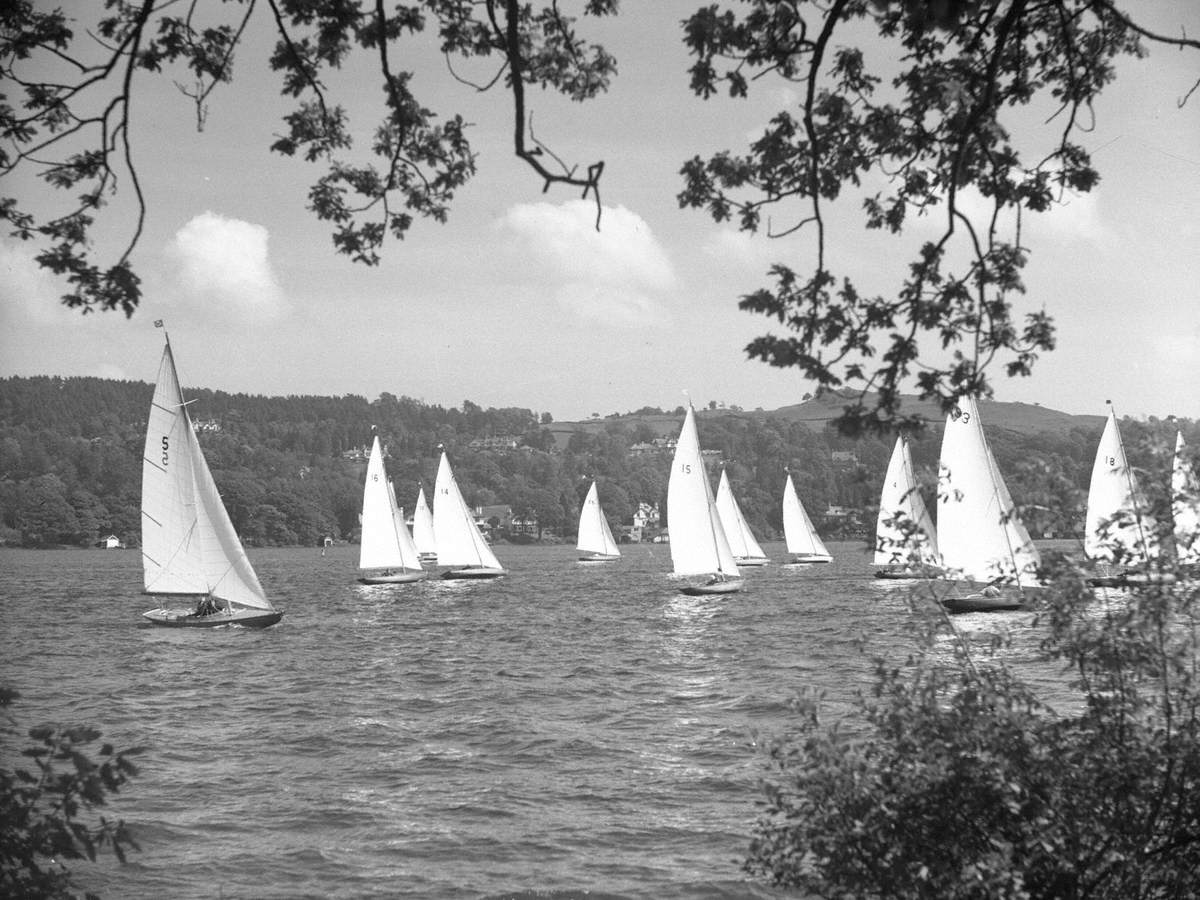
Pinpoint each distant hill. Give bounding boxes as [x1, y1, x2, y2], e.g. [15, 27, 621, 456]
[761, 390, 1109, 435]
[551, 390, 1109, 440]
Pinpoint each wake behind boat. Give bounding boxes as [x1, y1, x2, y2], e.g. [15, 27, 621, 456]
[667, 404, 742, 595]
[433, 448, 506, 580]
[140, 331, 282, 628]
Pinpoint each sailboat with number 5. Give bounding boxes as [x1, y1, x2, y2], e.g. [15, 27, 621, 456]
[140, 331, 283, 628]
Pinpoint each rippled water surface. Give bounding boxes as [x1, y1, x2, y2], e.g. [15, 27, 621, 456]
[0, 541, 1062, 899]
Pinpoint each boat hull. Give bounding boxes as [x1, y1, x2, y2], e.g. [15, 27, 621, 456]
[358, 570, 427, 584]
[735, 556, 770, 567]
[680, 578, 743, 596]
[790, 554, 832, 564]
[578, 553, 620, 562]
[1085, 570, 1176, 588]
[142, 607, 283, 628]
[441, 567, 506, 580]
[875, 565, 942, 580]
[941, 594, 1027, 614]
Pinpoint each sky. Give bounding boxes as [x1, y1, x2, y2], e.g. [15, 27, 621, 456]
[2, 2, 1198, 423]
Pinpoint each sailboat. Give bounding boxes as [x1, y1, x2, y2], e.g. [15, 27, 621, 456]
[140, 333, 282, 628]
[1173, 432, 1200, 569]
[782, 470, 832, 564]
[715, 469, 769, 566]
[357, 436, 426, 584]
[874, 435, 939, 578]
[937, 395, 1040, 612]
[666, 404, 742, 595]
[432, 448, 506, 579]
[412, 485, 437, 562]
[1084, 403, 1158, 586]
[576, 479, 621, 561]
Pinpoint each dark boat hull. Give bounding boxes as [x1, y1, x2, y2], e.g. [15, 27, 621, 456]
[680, 579, 743, 596]
[142, 608, 283, 628]
[441, 567, 506, 580]
[1085, 571, 1176, 588]
[941, 595, 1027, 614]
[358, 570, 427, 584]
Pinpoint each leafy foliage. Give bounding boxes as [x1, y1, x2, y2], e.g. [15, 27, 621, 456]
[746, 510, 1200, 896]
[1, 0, 615, 313]
[0, 687, 142, 899]
[678, 0, 1198, 433]
[3, 2, 1197, 430]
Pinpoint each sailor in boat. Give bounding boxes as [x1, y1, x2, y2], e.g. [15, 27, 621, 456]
[193, 596, 221, 617]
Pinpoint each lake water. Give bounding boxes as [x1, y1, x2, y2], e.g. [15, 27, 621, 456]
[0, 541, 1059, 899]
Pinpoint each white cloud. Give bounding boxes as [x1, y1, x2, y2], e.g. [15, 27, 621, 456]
[166, 212, 287, 322]
[0, 239, 73, 324]
[498, 200, 675, 327]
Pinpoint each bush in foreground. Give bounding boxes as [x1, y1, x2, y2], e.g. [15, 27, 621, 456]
[747, 553, 1200, 898]
[0, 688, 142, 899]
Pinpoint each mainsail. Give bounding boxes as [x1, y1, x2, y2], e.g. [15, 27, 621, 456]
[359, 436, 411, 571]
[1173, 431, 1200, 565]
[577, 479, 621, 558]
[937, 396, 1039, 586]
[666, 406, 740, 579]
[782, 472, 832, 561]
[141, 340, 272, 611]
[412, 485, 436, 557]
[432, 450, 504, 570]
[715, 469, 768, 562]
[1085, 405, 1156, 564]
[874, 435, 939, 566]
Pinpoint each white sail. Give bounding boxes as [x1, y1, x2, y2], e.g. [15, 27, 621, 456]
[1085, 406, 1156, 564]
[782, 472, 832, 561]
[359, 437, 408, 571]
[412, 485, 436, 557]
[141, 341, 272, 611]
[388, 480, 424, 571]
[1173, 432, 1200, 565]
[715, 469, 768, 562]
[666, 406, 740, 578]
[874, 435, 939, 566]
[432, 450, 503, 570]
[576, 480, 621, 558]
[937, 396, 1039, 585]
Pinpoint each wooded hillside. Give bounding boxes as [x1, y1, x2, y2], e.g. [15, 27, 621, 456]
[0, 377, 1186, 549]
